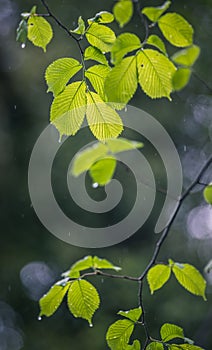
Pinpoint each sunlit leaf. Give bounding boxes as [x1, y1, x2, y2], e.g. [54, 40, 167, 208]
[45, 58, 82, 96]
[16, 19, 28, 45]
[146, 35, 167, 55]
[93, 256, 121, 271]
[113, 0, 133, 28]
[146, 342, 164, 350]
[106, 138, 143, 153]
[86, 22, 116, 53]
[70, 16, 85, 35]
[172, 68, 191, 91]
[158, 13, 193, 47]
[160, 323, 184, 342]
[169, 345, 203, 350]
[84, 46, 108, 65]
[64, 256, 93, 278]
[172, 45, 200, 66]
[88, 11, 114, 24]
[111, 33, 141, 65]
[67, 279, 100, 326]
[50, 81, 86, 137]
[85, 64, 110, 98]
[86, 91, 123, 141]
[203, 184, 212, 205]
[27, 15, 53, 52]
[105, 55, 138, 104]
[147, 264, 171, 294]
[118, 307, 142, 322]
[106, 319, 135, 350]
[142, 1, 171, 22]
[89, 156, 117, 185]
[126, 340, 141, 350]
[39, 283, 71, 317]
[137, 49, 176, 100]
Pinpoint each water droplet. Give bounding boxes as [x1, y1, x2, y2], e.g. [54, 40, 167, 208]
[21, 43, 25, 49]
[89, 323, 93, 328]
[92, 182, 98, 189]
[124, 106, 128, 112]
[38, 316, 42, 321]
[184, 145, 187, 152]
[14, 105, 17, 110]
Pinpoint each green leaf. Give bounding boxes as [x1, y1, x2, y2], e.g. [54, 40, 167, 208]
[147, 264, 171, 294]
[105, 55, 138, 104]
[169, 345, 203, 350]
[88, 11, 114, 24]
[172, 68, 191, 91]
[137, 49, 176, 100]
[85, 64, 110, 98]
[93, 256, 121, 271]
[142, 1, 171, 22]
[84, 46, 108, 65]
[146, 342, 164, 350]
[204, 184, 212, 204]
[64, 256, 93, 278]
[16, 19, 28, 45]
[172, 262, 207, 300]
[158, 13, 194, 47]
[71, 142, 108, 176]
[111, 33, 141, 65]
[86, 91, 123, 141]
[160, 323, 184, 342]
[106, 319, 135, 350]
[171, 45, 200, 66]
[118, 307, 142, 322]
[67, 279, 100, 326]
[50, 81, 86, 137]
[27, 15, 53, 52]
[126, 340, 141, 350]
[146, 35, 167, 55]
[39, 283, 70, 317]
[106, 138, 143, 153]
[30, 6, 37, 15]
[45, 58, 82, 96]
[70, 16, 85, 35]
[89, 156, 117, 185]
[113, 0, 133, 28]
[86, 23, 116, 53]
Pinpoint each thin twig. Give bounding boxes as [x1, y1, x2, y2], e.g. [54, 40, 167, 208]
[134, 0, 149, 43]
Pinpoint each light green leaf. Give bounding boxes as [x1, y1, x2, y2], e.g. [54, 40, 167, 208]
[147, 264, 171, 294]
[118, 307, 142, 322]
[71, 142, 108, 176]
[86, 91, 123, 141]
[27, 15, 53, 52]
[86, 23, 116, 53]
[45, 58, 82, 96]
[105, 55, 138, 104]
[111, 33, 141, 65]
[93, 256, 121, 271]
[30, 6, 36, 15]
[64, 256, 93, 278]
[146, 342, 164, 350]
[106, 138, 143, 153]
[106, 319, 135, 350]
[88, 11, 114, 24]
[172, 262, 207, 300]
[113, 0, 133, 28]
[85, 64, 110, 98]
[89, 156, 117, 185]
[171, 45, 200, 66]
[84, 46, 108, 65]
[39, 283, 70, 317]
[67, 279, 100, 326]
[172, 68, 191, 91]
[126, 340, 141, 350]
[70, 16, 85, 35]
[158, 13, 194, 47]
[137, 49, 176, 100]
[142, 1, 171, 22]
[160, 323, 184, 342]
[50, 81, 86, 137]
[204, 184, 212, 205]
[146, 35, 167, 55]
[16, 19, 28, 45]
[169, 345, 203, 350]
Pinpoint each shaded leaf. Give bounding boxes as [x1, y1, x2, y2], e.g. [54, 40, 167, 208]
[203, 184, 212, 205]
[86, 22, 116, 53]
[85, 64, 110, 98]
[45, 58, 82, 96]
[142, 1, 171, 22]
[106, 319, 134, 350]
[111, 33, 141, 65]
[93, 256, 121, 271]
[172, 45, 200, 66]
[89, 156, 116, 185]
[160, 323, 184, 342]
[70, 16, 85, 35]
[27, 15, 53, 52]
[158, 13, 193, 47]
[172, 68, 191, 91]
[146, 342, 164, 350]
[16, 19, 28, 45]
[147, 264, 171, 294]
[113, 0, 133, 28]
[39, 283, 70, 317]
[146, 35, 167, 55]
[67, 279, 100, 325]
[106, 138, 143, 153]
[126, 340, 141, 350]
[88, 11, 114, 24]
[118, 307, 142, 322]
[137, 49, 176, 100]
[84, 46, 108, 65]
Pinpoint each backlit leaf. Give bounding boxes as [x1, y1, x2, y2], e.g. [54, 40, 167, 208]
[85, 64, 110, 98]
[106, 319, 134, 350]
[45, 58, 82, 96]
[70, 16, 85, 35]
[169, 345, 203, 350]
[39, 283, 70, 317]
[172, 45, 200, 66]
[106, 138, 143, 153]
[160, 323, 184, 342]
[64, 256, 93, 278]
[111, 33, 141, 65]
[27, 15, 53, 52]
[203, 184, 212, 205]
[146, 342, 164, 350]
[147, 264, 171, 294]
[88, 11, 114, 24]
[86, 23, 116, 53]
[158, 13, 193, 47]
[93, 256, 121, 271]
[126, 340, 141, 350]
[172, 68, 191, 91]
[89, 156, 117, 185]
[84, 46, 108, 65]
[146, 35, 167, 55]
[118, 307, 142, 322]
[142, 1, 171, 22]
[113, 0, 133, 28]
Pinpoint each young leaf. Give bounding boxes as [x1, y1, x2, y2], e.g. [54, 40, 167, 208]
[169, 345, 203, 350]
[93, 256, 121, 271]
[111, 33, 141, 65]
[65, 256, 93, 278]
[106, 138, 143, 154]
[137, 49, 176, 100]
[172, 68, 191, 91]
[104, 55, 138, 104]
[67, 279, 100, 326]
[203, 184, 212, 204]
[171, 262, 207, 300]
[89, 156, 117, 185]
[86, 23, 116, 53]
[146, 35, 167, 55]
[45, 58, 82, 96]
[86, 91, 123, 141]
[70, 16, 85, 35]
[106, 319, 135, 350]
[142, 1, 171, 22]
[126, 340, 141, 350]
[171, 45, 200, 66]
[50, 81, 86, 137]
[160, 323, 184, 342]
[85, 64, 110, 98]
[146, 342, 164, 350]
[147, 264, 171, 294]
[88, 11, 114, 24]
[16, 19, 28, 45]
[71, 142, 108, 176]
[158, 13, 194, 47]
[27, 15, 53, 52]
[39, 283, 71, 317]
[84, 46, 108, 65]
[113, 0, 133, 28]
[118, 307, 142, 322]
